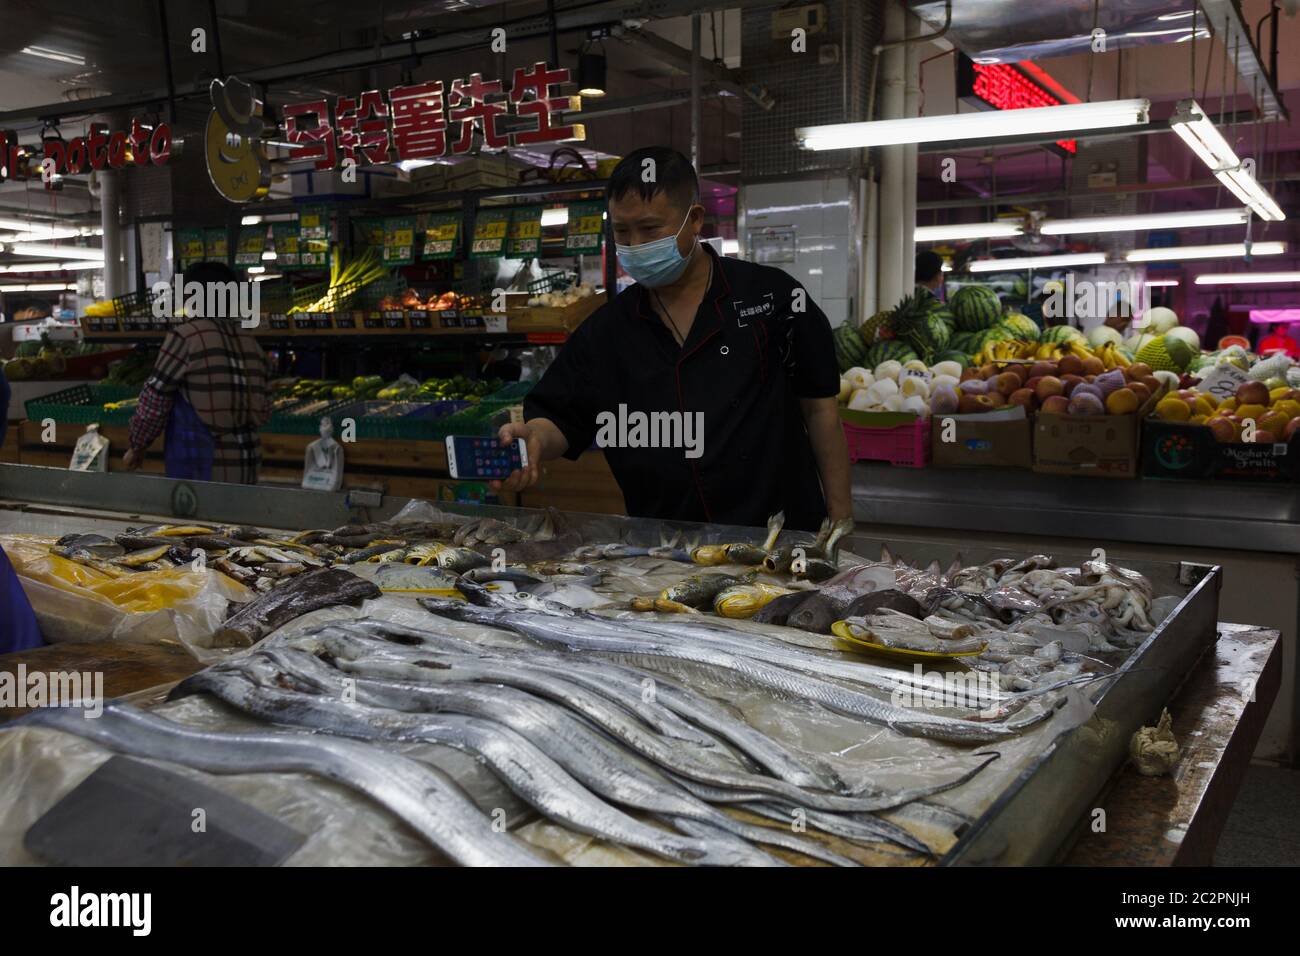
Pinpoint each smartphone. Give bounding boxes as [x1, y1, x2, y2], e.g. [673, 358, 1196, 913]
[446, 435, 527, 480]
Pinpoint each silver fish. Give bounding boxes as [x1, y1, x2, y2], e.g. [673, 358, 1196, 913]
[15, 703, 548, 867]
[181, 664, 758, 867]
[422, 601, 1060, 744]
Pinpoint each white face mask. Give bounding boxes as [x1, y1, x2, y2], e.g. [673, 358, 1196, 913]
[615, 208, 697, 287]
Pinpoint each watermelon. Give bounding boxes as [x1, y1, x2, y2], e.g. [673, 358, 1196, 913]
[1000, 313, 1039, 342]
[949, 331, 979, 354]
[936, 349, 970, 368]
[1041, 324, 1085, 345]
[973, 325, 1014, 349]
[833, 323, 868, 372]
[866, 340, 918, 367]
[950, 286, 1002, 332]
[926, 312, 952, 352]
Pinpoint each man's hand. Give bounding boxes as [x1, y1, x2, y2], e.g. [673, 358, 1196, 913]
[122, 447, 143, 471]
[490, 422, 543, 493]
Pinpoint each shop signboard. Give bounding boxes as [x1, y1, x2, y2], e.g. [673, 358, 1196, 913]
[383, 216, 415, 265]
[956, 54, 1077, 156]
[0, 119, 174, 187]
[420, 213, 460, 260]
[277, 63, 582, 177]
[470, 209, 512, 258]
[507, 206, 544, 257]
[204, 228, 229, 264]
[564, 201, 604, 254]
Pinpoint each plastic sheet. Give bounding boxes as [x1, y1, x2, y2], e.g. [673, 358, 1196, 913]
[2, 534, 250, 657]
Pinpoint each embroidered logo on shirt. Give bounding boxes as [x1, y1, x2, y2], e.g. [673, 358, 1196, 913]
[732, 292, 774, 327]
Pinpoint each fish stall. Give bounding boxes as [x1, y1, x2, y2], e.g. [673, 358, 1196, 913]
[0, 465, 1219, 866]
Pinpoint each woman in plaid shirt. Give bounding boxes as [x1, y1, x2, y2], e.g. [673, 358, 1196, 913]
[124, 263, 271, 484]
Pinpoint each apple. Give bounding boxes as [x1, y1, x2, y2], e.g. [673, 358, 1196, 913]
[1128, 382, 1152, 403]
[1025, 375, 1043, 392]
[1128, 362, 1153, 380]
[1035, 376, 1064, 401]
[1236, 381, 1271, 407]
[1061, 374, 1085, 396]
[1010, 388, 1037, 409]
[1081, 357, 1105, 377]
[978, 364, 998, 380]
[1030, 362, 1057, 379]
[986, 391, 1008, 408]
[1208, 418, 1236, 443]
[1058, 354, 1085, 377]
[1285, 417, 1300, 441]
[1041, 395, 1070, 415]
[994, 372, 1021, 396]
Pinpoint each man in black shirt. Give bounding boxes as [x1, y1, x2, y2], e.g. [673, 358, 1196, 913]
[494, 147, 851, 532]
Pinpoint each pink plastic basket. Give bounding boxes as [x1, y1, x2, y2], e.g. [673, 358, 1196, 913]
[841, 416, 930, 468]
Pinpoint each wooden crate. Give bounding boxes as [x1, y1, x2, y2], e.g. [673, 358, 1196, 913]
[507, 293, 605, 333]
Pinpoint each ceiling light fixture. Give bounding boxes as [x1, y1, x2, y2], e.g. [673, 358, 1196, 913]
[797, 99, 1150, 151]
[0, 282, 75, 292]
[7, 243, 104, 259]
[0, 260, 102, 273]
[1169, 99, 1285, 221]
[967, 252, 1108, 273]
[1041, 208, 1250, 235]
[577, 41, 607, 98]
[1195, 272, 1300, 285]
[1125, 241, 1286, 262]
[915, 222, 1023, 241]
[21, 45, 85, 66]
[540, 207, 570, 227]
[1143, 279, 1180, 287]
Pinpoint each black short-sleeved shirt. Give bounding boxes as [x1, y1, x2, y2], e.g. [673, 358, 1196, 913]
[523, 246, 840, 531]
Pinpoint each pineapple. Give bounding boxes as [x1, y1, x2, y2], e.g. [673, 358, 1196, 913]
[859, 309, 894, 346]
[887, 294, 938, 364]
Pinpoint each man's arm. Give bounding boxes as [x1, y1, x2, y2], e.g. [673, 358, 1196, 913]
[123, 332, 187, 469]
[491, 417, 569, 493]
[801, 395, 853, 522]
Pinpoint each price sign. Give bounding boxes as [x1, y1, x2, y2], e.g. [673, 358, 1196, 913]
[564, 201, 604, 253]
[363, 311, 384, 329]
[507, 206, 544, 257]
[408, 310, 432, 329]
[353, 216, 385, 248]
[293, 314, 314, 331]
[470, 209, 511, 258]
[301, 238, 329, 268]
[899, 366, 932, 386]
[176, 229, 206, 269]
[268, 313, 290, 330]
[335, 312, 358, 330]
[1196, 364, 1249, 402]
[204, 228, 229, 263]
[383, 216, 415, 265]
[420, 213, 460, 260]
[235, 226, 267, 267]
[272, 222, 301, 268]
[299, 205, 329, 240]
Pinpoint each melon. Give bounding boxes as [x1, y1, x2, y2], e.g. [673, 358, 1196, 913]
[1085, 324, 1124, 349]
[935, 350, 970, 368]
[866, 340, 919, 368]
[1042, 325, 1085, 345]
[1000, 313, 1040, 342]
[833, 322, 868, 372]
[1144, 306, 1179, 335]
[949, 286, 1003, 332]
[1163, 326, 1200, 352]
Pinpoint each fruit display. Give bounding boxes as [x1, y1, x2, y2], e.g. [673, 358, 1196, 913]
[101, 348, 158, 387]
[932, 356, 1166, 419]
[525, 283, 597, 308]
[290, 247, 390, 314]
[377, 289, 486, 312]
[273, 375, 501, 405]
[837, 358, 968, 418]
[1154, 377, 1300, 443]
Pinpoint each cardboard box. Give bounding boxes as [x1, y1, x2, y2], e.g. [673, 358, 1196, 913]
[931, 405, 1032, 469]
[1032, 390, 1162, 479]
[1141, 419, 1300, 482]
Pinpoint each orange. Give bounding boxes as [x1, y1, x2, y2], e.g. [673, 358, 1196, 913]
[1193, 395, 1217, 417]
[1272, 399, 1300, 420]
[1105, 388, 1139, 415]
[1156, 397, 1192, 422]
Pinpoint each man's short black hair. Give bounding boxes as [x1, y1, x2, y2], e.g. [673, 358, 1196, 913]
[605, 147, 699, 213]
[183, 260, 237, 284]
[915, 250, 944, 284]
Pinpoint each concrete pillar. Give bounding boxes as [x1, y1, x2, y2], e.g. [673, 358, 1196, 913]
[903, 7, 921, 295]
[876, 0, 907, 313]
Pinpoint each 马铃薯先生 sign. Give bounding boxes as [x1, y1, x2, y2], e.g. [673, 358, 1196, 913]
[0, 120, 174, 186]
[955, 55, 1078, 156]
[281, 62, 584, 173]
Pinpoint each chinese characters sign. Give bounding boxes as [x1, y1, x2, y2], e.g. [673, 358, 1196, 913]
[956, 55, 1077, 156]
[420, 213, 460, 260]
[280, 63, 582, 174]
[564, 201, 604, 253]
[470, 209, 511, 258]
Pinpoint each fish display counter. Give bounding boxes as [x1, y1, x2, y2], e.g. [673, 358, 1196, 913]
[0, 463, 1225, 865]
[850, 461, 1300, 764]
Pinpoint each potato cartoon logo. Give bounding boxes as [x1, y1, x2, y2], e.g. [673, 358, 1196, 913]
[205, 77, 271, 202]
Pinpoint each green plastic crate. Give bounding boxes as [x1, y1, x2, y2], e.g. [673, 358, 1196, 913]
[24, 384, 140, 427]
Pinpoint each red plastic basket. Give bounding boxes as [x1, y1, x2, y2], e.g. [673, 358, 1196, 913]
[841, 414, 930, 468]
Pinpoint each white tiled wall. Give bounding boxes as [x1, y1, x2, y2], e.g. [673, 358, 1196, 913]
[739, 176, 855, 328]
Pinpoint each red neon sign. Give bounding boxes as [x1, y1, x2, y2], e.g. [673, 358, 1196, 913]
[0, 119, 173, 187]
[970, 62, 1077, 155]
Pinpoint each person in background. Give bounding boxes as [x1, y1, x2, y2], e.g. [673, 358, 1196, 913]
[1258, 323, 1300, 358]
[123, 261, 271, 483]
[495, 146, 851, 532]
[915, 251, 945, 299]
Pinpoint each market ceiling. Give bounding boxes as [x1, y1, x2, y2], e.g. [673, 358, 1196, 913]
[0, 0, 741, 125]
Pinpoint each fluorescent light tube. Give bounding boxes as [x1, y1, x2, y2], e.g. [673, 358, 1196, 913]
[915, 222, 1023, 241]
[0, 282, 75, 291]
[1170, 99, 1286, 222]
[1041, 209, 1249, 235]
[8, 243, 104, 259]
[721, 239, 740, 255]
[1195, 272, 1300, 285]
[968, 252, 1107, 272]
[21, 46, 85, 66]
[1143, 279, 1180, 287]
[0, 260, 102, 273]
[540, 208, 569, 227]
[797, 99, 1150, 151]
[1126, 241, 1286, 263]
